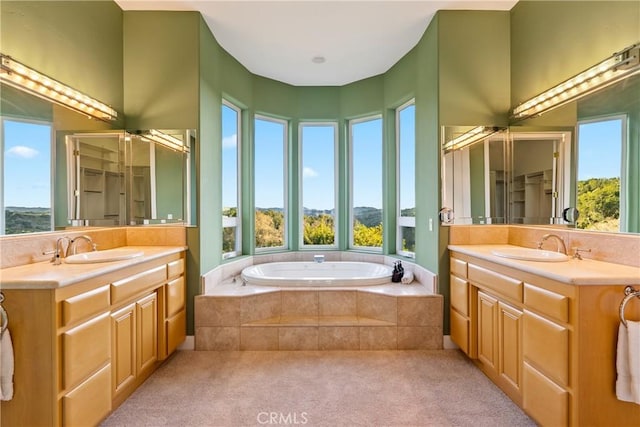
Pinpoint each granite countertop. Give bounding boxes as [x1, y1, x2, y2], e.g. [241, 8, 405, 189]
[0, 246, 187, 289]
[448, 244, 640, 286]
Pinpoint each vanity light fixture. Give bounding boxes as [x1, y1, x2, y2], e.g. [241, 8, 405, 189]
[141, 129, 189, 153]
[0, 53, 118, 122]
[442, 126, 504, 152]
[511, 42, 640, 121]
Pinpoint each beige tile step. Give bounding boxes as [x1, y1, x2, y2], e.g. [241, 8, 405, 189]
[242, 315, 396, 327]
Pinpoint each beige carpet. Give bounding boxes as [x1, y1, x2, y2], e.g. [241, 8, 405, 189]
[101, 350, 535, 427]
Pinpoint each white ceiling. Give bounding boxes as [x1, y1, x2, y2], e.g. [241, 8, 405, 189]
[115, 0, 517, 86]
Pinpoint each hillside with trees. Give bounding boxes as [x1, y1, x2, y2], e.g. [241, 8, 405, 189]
[576, 177, 619, 231]
[4, 207, 51, 234]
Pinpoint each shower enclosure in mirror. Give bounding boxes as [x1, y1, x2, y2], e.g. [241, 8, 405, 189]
[66, 129, 192, 227]
[441, 126, 570, 226]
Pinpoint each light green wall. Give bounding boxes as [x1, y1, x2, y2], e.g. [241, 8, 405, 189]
[438, 11, 511, 126]
[1, 1, 124, 127]
[123, 11, 200, 129]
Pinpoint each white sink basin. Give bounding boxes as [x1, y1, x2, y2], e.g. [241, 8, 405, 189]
[491, 247, 570, 262]
[65, 248, 144, 264]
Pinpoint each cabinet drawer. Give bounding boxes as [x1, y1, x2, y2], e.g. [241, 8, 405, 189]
[63, 363, 112, 427]
[166, 276, 185, 317]
[62, 285, 110, 327]
[524, 284, 569, 323]
[451, 257, 467, 278]
[523, 362, 568, 427]
[166, 309, 186, 355]
[523, 310, 569, 386]
[450, 275, 469, 316]
[167, 258, 185, 279]
[468, 264, 523, 302]
[62, 312, 111, 389]
[111, 265, 166, 304]
[450, 308, 469, 355]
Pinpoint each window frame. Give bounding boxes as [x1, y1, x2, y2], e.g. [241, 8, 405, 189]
[0, 116, 55, 235]
[396, 99, 416, 258]
[348, 114, 383, 251]
[221, 99, 242, 259]
[254, 114, 289, 252]
[299, 121, 339, 249]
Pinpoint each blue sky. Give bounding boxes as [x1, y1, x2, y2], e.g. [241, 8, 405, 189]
[3, 119, 51, 208]
[577, 118, 622, 180]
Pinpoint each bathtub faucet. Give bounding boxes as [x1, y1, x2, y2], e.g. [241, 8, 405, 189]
[314, 254, 325, 263]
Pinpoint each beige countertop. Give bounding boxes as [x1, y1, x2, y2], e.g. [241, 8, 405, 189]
[449, 244, 640, 285]
[0, 246, 187, 289]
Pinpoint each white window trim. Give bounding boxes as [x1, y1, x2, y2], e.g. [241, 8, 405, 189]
[255, 114, 289, 252]
[396, 99, 416, 258]
[348, 114, 383, 251]
[0, 116, 55, 235]
[299, 121, 339, 249]
[222, 99, 242, 259]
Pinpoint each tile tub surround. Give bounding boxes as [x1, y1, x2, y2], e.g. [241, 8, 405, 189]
[197, 252, 441, 351]
[195, 290, 443, 351]
[447, 224, 640, 268]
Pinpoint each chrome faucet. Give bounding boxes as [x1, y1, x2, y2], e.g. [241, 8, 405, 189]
[46, 236, 71, 265]
[537, 233, 567, 255]
[313, 254, 325, 263]
[68, 235, 96, 255]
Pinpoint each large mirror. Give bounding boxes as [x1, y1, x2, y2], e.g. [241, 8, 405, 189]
[441, 74, 639, 234]
[66, 129, 193, 227]
[1, 83, 196, 235]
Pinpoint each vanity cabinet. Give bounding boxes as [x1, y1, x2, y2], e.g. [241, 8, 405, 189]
[0, 250, 186, 427]
[450, 250, 640, 426]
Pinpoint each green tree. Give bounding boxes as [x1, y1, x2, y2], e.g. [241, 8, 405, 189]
[303, 214, 335, 245]
[576, 177, 619, 231]
[353, 220, 383, 247]
[255, 209, 284, 247]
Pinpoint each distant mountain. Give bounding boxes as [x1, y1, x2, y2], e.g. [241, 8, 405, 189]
[353, 206, 382, 227]
[5, 206, 52, 234]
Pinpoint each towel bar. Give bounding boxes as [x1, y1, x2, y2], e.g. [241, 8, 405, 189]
[0, 292, 7, 336]
[619, 286, 640, 328]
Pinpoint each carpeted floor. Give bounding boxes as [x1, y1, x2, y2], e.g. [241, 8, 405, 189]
[101, 350, 536, 427]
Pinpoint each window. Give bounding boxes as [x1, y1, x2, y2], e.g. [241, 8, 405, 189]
[222, 101, 241, 258]
[576, 116, 625, 232]
[397, 100, 415, 257]
[349, 116, 383, 249]
[300, 123, 337, 247]
[254, 116, 287, 250]
[1, 118, 53, 235]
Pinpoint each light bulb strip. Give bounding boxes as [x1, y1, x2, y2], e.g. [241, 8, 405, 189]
[142, 130, 188, 152]
[443, 126, 503, 152]
[511, 42, 640, 121]
[0, 54, 117, 121]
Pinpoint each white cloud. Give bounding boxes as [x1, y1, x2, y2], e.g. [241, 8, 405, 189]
[7, 145, 39, 159]
[303, 167, 318, 178]
[222, 134, 237, 149]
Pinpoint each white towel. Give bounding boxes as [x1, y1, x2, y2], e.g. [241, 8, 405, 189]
[0, 329, 14, 401]
[401, 271, 414, 284]
[616, 321, 640, 404]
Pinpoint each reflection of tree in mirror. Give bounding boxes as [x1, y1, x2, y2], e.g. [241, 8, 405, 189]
[4, 207, 51, 234]
[576, 177, 619, 231]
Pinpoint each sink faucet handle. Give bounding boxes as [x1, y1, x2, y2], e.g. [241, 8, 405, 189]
[572, 247, 591, 260]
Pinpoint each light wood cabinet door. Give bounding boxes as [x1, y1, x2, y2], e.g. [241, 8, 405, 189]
[477, 291, 498, 371]
[498, 301, 522, 393]
[450, 308, 469, 355]
[111, 303, 136, 396]
[523, 361, 568, 426]
[62, 364, 112, 427]
[136, 292, 158, 375]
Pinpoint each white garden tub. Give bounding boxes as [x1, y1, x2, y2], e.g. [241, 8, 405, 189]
[241, 261, 393, 287]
